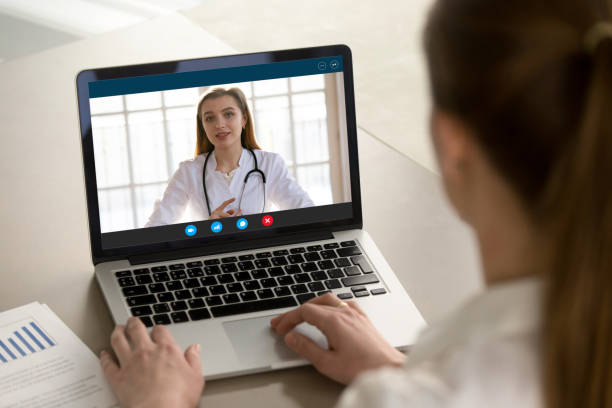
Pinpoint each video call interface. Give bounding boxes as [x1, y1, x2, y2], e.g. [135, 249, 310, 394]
[88, 56, 353, 249]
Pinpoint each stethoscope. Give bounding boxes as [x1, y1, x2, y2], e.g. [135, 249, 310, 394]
[203, 148, 267, 216]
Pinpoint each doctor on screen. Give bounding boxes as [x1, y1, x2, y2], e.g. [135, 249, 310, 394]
[145, 87, 314, 227]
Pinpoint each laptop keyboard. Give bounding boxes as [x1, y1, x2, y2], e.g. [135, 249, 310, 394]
[114, 240, 388, 327]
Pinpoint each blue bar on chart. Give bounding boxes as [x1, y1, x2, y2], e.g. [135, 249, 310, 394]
[0, 340, 17, 360]
[30, 322, 55, 347]
[22, 325, 45, 350]
[0, 319, 56, 363]
[14, 330, 36, 353]
[8, 338, 26, 356]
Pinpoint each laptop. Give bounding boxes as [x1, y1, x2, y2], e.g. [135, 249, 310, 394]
[76, 45, 425, 380]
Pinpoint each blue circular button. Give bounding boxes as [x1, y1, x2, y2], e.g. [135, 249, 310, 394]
[210, 221, 223, 233]
[236, 218, 248, 230]
[185, 224, 197, 237]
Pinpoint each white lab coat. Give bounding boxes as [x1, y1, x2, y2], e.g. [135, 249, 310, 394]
[145, 149, 314, 227]
[336, 277, 543, 408]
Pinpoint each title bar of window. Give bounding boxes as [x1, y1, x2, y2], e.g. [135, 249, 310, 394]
[88, 56, 343, 98]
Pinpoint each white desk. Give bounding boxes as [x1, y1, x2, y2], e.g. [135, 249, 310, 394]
[0, 13, 481, 407]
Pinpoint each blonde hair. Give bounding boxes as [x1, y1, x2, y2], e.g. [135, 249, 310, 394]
[195, 87, 260, 156]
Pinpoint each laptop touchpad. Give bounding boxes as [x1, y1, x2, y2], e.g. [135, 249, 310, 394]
[222, 315, 307, 366]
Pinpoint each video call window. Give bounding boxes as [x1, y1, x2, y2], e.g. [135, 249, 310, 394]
[90, 72, 350, 233]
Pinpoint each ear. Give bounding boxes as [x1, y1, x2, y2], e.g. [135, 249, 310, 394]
[431, 108, 479, 221]
[431, 109, 471, 180]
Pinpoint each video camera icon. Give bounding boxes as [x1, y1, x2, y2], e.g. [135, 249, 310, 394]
[210, 221, 223, 233]
[185, 224, 197, 237]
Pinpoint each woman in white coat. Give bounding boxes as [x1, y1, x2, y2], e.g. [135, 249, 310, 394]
[145, 87, 314, 227]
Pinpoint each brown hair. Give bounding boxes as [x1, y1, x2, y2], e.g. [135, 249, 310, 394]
[424, 0, 611, 407]
[195, 87, 261, 156]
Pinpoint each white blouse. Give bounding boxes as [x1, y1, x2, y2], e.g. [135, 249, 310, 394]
[337, 277, 543, 408]
[145, 149, 314, 227]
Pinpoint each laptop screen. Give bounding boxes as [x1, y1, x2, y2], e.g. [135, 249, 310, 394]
[77, 46, 360, 260]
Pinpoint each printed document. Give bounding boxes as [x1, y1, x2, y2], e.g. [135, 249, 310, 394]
[0, 302, 118, 408]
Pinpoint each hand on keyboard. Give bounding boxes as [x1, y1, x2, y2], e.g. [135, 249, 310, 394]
[100, 317, 204, 408]
[269, 293, 406, 385]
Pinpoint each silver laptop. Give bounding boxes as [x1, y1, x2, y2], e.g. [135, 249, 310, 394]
[76, 45, 425, 380]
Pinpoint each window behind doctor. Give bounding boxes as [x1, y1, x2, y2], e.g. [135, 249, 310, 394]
[424, 0, 611, 407]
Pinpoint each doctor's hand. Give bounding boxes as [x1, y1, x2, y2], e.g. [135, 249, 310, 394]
[100, 317, 204, 408]
[270, 293, 406, 385]
[210, 197, 242, 219]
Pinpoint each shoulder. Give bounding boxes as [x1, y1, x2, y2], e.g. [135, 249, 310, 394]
[253, 149, 286, 168]
[379, 278, 545, 407]
[340, 335, 541, 408]
[177, 154, 207, 171]
[404, 316, 541, 406]
[253, 149, 278, 160]
[445, 334, 541, 406]
[170, 154, 207, 182]
[452, 331, 540, 385]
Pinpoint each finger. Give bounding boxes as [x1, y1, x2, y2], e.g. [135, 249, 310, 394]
[150, 324, 175, 346]
[274, 302, 336, 335]
[311, 292, 344, 306]
[270, 311, 291, 328]
[110, 325, 131, 365]
[217, 197, 236, 211]
[285, 332, 332, 368]
[271, 307, 306, 334]
[295, 292, 346, 309]
[235, 209, 242, 216]
[270, 314, 282, 328]
[346, 300, 367, 317]
[125, 317, 153, 350]
[271, 293, 341, 328]
[227, 209, 235, 215]
[184, 344, 202, 373]
[100, 350, 120, 387]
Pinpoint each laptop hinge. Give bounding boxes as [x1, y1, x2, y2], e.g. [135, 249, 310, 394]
[128, 230, 334, 266]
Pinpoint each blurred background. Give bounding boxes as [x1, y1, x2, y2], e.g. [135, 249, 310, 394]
[0, 0, 483, 327]
[0, 0, 435, 171]
[91, 73, 351, 232]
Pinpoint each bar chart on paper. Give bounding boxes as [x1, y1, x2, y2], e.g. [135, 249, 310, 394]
[0, 318, 56, 363]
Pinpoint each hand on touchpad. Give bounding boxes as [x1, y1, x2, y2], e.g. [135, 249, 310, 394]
[293, 322, 329, 350]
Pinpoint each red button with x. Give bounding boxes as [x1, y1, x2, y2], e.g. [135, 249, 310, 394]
[261, 215, 274, 226]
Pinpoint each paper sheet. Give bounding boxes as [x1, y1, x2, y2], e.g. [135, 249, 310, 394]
[0, 302, 118, 408]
